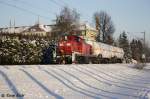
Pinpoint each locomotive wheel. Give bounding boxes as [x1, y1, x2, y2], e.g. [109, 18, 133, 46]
[76, 56, 89, 64]
[97, 54, 102, 64]
[65, 57, 72, 64]
[110, 56, 117, 63]
[117, 59, 123, 63]
[89, 57, 97, 64]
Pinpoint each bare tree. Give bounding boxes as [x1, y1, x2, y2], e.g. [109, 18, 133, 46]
[52, 6, 80, 39]
[94, 11, 115, 44]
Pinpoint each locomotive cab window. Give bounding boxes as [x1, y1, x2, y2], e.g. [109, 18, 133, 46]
[60, 36, 68, 41]
[64, 36, 68, 41]
[75, 36, 80, 42]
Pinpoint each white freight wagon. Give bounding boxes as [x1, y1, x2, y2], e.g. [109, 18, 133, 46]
[85, 40, 124, 63]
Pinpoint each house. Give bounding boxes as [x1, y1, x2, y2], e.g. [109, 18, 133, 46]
[77, 22, 98, 41]
[0, 26, 29, 34]
[22, 23, 51, 37]
[0, 23, 52, 38]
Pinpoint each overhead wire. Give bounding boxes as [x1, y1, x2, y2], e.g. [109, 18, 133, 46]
[127, 32, 143, 41]
[48, 0, 64, 7]
[10, 0, 55, 15]
[1, 0, 91, 25]
[55, 0, 68, 6]
[0, 0, 52, 20]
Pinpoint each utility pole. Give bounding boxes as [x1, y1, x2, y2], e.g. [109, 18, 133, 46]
[14, 18, 15, 34]
[85, 23, 87, 36]
[38, 16, 40, 24]
[142, 31, 145, 48]
[84, 21, 88, 39]
[9, 18, 12, 34]
[141, 31, 145, 51]
[141, 31, 146, 62]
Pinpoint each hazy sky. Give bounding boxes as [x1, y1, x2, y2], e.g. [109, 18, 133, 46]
[0, 0, 150, 44]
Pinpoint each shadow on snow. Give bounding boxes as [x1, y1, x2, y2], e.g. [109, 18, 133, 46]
[0, 70, 23, 99]
[20, 69, 63, 99]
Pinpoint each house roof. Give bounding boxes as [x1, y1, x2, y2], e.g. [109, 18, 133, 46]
[0, 24, 51, 34]
[22, 24, 51, 33]
[77, 22, 98, 32]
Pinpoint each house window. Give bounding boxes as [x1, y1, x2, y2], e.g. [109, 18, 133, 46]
[31, 29, 36, 32]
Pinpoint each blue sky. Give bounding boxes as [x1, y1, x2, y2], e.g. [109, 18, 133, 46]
[0, 0, 150, 44]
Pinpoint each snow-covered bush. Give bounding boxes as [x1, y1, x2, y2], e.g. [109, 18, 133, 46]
[0, 37, 53, 65]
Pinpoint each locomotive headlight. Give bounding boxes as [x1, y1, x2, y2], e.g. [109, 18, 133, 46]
[66, 43, 71, 46]
[59, 43, 63, 46]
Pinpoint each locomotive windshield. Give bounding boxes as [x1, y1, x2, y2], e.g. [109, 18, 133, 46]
[60, 35, 68, 41]
[64, 36, 67, 40]
[60, 35, 81, 42]
[75, 36, 80, 42]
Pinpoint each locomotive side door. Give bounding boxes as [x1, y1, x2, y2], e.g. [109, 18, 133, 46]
[75, 36, 82, 54]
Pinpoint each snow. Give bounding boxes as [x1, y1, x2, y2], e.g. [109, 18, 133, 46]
[0, 64, 150, 99]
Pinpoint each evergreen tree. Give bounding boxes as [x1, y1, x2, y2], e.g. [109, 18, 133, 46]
[130, 39, 143, 62]
[0, 36, 54, 65]
[118, 31, 131, 62]
[144, 44, 150, 62]
[0, 38, 20, 64]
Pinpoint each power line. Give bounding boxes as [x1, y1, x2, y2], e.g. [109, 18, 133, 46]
[48, 0, 64, 7]
[127, 31, 146, 43]
[55, 0, 68, 6]
[0, 0, 51, 20]
[10, 0, 54, 15]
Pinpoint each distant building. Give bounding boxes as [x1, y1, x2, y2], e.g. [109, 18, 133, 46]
[0, 23, 51, 36]
[0, 26, 29, 34]
[0, 23, 52, 41]
[0, 21, 98, 40]
[77, 22, 98, 41]
[22, 24, 51, 37]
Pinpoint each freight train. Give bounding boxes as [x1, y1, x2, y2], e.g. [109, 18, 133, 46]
[55, 35, 124, 64]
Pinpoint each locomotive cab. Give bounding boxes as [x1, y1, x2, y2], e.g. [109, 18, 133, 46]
[56, 35, 92, 64]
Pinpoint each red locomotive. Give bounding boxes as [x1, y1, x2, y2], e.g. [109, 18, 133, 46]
[56, 35, 92, 64]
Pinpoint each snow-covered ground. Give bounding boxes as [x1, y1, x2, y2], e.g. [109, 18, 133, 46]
[0, 64, 150, 99]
